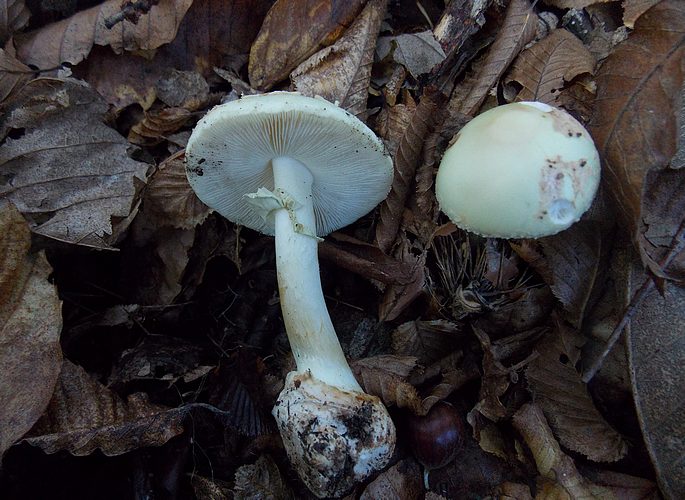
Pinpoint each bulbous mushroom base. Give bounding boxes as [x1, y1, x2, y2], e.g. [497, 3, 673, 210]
[273, 371, 396, 498]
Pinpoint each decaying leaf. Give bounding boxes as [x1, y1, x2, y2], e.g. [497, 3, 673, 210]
[155, 69, 210, 111]
[0, 0, 30, 43]
[128, 107, 191, 146]
[449, 0, 536, 117]
[192, 475, 231, 500]
[233, 455, 292, 499]
[526, 323, 628, 462]
[541, 0, 611, 7]
[249, 0, 366, 90]
[351, 355, 423, 413]
[590, 0, 684, 281]
[507, 28, 595, 105]
[0, 47, 33, 103]
[534, 221, 608, 328]
[375, 89, 446, 253]
[0, 78, 149, 248]
[376, 93, 417, 156]
[627, 268, 685, 498]
[15, 0, 193, 70]
[378, 233, 427, 321]
[376, 30, 446, 79]
[359, 458, 423, 500]
[0, 201, 62, 457]
[391, 319, 461, 365]
[512, 403, 597, 498]
[292, 0, 386, 119]
[24, 359, 185, 455]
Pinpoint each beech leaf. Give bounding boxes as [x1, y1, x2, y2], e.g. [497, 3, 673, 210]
[526, 324, 628, 462]
[0, 78, 149, 248]
[15, 0, 193, 70]
[449, 0, 536, 117]
[391, 319, 461, 365]
[248, 0, 366, 90]
[292, 0, 386, 119]
[233, 455, 292, 499]
[351, 355, 423, 413]
[0, 201, 62, 457]
[24, 359, 185, 456]
[590, 0, 684, 281]
[0, 0, 30, 43]
[376, 31, 446, 78]
[507, 29, 596, 105]
[0, 47, 33, 104]
[360, 459, 423, 500]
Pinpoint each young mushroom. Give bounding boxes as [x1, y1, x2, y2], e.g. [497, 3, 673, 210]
[436, 102, 601, 238]
[184, 92, 395, 497]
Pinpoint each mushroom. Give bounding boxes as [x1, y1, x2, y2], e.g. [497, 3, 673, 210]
[435, 101, 600, 238]
[184, 92, 395, 497]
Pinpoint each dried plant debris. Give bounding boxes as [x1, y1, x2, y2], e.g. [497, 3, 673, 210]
[24, 360, 185, 456]
[0, 48, 33, 104]
[590, 0, 684, 282]
[0, 200, 62, 457]
[233, 455, 292, 500]
[359, 458, 423, 499]
[351, 354, 423, 414]
[526, 323, 628, 462]
[391, 319, 461, 365]
[0, 78, 149, 248]
[0, 0, 30, 43]
[292, 0, 387, 119]
[376, 30, 446, 79]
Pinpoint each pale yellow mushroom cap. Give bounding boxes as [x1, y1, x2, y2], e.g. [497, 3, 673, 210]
[435, 102, 601, 238]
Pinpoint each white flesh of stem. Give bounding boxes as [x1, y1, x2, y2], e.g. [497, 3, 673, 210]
[272, 156, 362, 393]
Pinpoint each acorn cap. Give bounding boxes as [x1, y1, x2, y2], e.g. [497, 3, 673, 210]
[185, 92, 393, 237]
[435, 102, 601, 238]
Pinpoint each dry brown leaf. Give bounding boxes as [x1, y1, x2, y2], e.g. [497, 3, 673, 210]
[376, 30, 446, 79]
[582, 469, 659, 499]
[536, 221, 607, 328]
[128, 107, 192, 146]
[507, 29, 595, 105]
[0, 78, 149, 248]
[449, 0, 536, 117]
[0, 47, 32, 103]
[541, 0, 611, 7]
[24, 359, 185, 455]
[292, 0, 386, 119]
[375, 89, 446, 253]
[155, 69, 210, 111]
[359, 459, 423, 500]
[248, 0, 366, 90]
[351, 355, 422, 413]
[512, 403, 597, 498]
[376, 94, 417, 157]
[0, 200, 62, 457]
[526, 324, 628, 462]
[590, 0, 684, 282]
[0, 0, 30, 43]
[623, 0, 661, 29]
[233, 455, 292, 499]
[627, 267, 685, 497]
[378, 233, 427, 321]
[391, 319, 461, 365]
[15, 0, 193, 70]
[192, 475, 231, 500]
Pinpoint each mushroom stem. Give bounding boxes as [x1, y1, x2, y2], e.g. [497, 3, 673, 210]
[272, 156, 362, 392]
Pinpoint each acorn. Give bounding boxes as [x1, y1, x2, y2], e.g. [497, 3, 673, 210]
[405, 401, 465, 469]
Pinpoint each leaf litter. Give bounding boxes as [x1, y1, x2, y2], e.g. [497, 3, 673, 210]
[0, 0, 682, 498]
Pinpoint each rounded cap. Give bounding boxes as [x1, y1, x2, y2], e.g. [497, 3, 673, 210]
[435, 102, 600, 238]
[185, 92, 393, 236]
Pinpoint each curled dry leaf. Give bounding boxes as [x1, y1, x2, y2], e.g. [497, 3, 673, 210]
[15, 0, 193, 70]
[375, 89, 446, 253]
[590, 0, 684, 282]
[233, 455, 292, 500]
[0, 201, 62, 457]
[0, 78, 149, 249]
[24, 359, 185, 456]
[128, 107, 192, 146]
[449, 0, 536, 117]
[359, 458, 423, 500]
[0, 47, 33, 104]
[507, 28, 596, 105]
[391, 319, 461, 365]
[512, 403, 597, 498]
[292, 0, 387, 119]
[627, 267, 685, 498]
[526, 324, 628, 462]
[248, 0, 367, 90]
[350, 355, 423, 414]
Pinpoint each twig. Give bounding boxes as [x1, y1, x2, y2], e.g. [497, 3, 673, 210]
[104, 0, 160, 29]
[582, 221, 685, 382]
